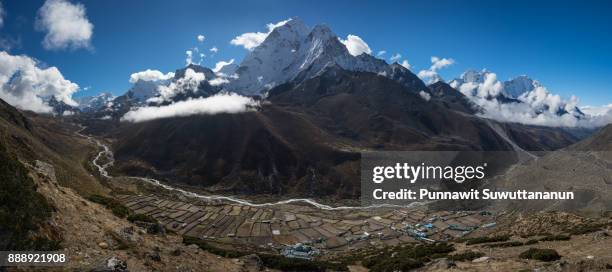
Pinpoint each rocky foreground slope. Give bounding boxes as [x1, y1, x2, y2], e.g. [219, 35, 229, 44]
[28, 160, 261, 271]
[1, 99, 264, 271]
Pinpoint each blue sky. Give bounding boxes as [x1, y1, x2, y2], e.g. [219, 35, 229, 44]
[1, 0, 611, 106]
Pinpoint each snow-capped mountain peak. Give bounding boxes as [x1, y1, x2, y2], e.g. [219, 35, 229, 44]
[309, 24, 335, 40]
[273, 17, 311, 39]
[76, 92, 115, 112]
[227, 18, 312, 94]
[503, 75, 542, 98]
[450, 71, 544, 99]
[448, 69, 592, 126]
[454, 69, 491, 84]
[126, 79, 165, 103]
[225, 20, 393, 96]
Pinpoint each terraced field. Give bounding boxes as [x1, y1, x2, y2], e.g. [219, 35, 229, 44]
[117, 194, 497, 252]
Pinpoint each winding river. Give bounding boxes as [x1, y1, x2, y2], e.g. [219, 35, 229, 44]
[79, 127, 416, 211]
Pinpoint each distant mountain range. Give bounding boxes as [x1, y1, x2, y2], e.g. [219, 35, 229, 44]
[449, 69, 584, 119]
[105, 65, 585, 198]
[75, 92, 115, 113]
[67, 18, 605, 129]
[57, 19, 605, 197]
[79, 18, 424, 110]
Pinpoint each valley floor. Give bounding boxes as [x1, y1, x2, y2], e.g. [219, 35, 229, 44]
[96, 164, 612, 272]
[113, 193, 495, 252]
[9, 125, 609, 272]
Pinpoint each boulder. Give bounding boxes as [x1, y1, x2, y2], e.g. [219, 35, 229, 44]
[91, 256, 128, 272]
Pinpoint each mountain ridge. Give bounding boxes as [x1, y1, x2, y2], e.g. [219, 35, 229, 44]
[106, 66, 585, 197]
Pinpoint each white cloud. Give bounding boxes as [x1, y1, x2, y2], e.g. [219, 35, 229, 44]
[419, 90, 431, 101]
[266, 19, 292, 32]
[417, 56, 455, 84]
[209, 46, 218, 53]
[122, 93, 259, 123]
[197, 53, 205, 65]
[148, 68, 205, 104]
[416, 70, 438, 84]
[400, 59, 411, 70]
[457, 72, 502, 98]
[581, 104, 612, 116]
[0, 51, 79, 113]
[390, 53, 401, 62]
[519, 86, 567, 115]
[474, 96, 604, 127]
[212, 59, 235, 73]
[377, 50, 386, 57]
[197, 34, 205, 42]
[208, 77, 229, 86]
[338, 34, 372, 56]
[230, 32, 267, 51]
[452, 70, 612, 127]
[230, 18, 291, 50]
[36, 0, 93, 50]
[129, 69, 175, 84]
[185, 47, 206, 65]
[185, 50, 193, 66]
[0, 1, 5, 28]
[430, 56, 454, 70]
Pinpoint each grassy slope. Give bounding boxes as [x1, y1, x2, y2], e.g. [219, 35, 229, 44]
[0, 99, 104, 195]
[0, 99, 105, 249]
[0, 143, 59, 250]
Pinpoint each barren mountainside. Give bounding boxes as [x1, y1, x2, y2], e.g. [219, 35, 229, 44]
[109, 67, 583, 198]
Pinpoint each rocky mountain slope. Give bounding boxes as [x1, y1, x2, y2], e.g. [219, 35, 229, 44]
[0, 99, 103, 195]
[60, 19, 596, 201]
[490, 124, 612, 214]
[0, 98, 611, 271]
[427, 81, 476, 114]
[0, 143, 57, 251]
[0, 98, 262, 270]
[108, 66, 582, 198]
[30, 160, 262, 271]
[572, 124, 612, 151]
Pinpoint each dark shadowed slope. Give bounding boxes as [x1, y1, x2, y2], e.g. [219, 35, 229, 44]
[110, 66, 587, 199]
[497, 122, 581, 151]
[112, 107, 361, 198]
[112, 67, 519, 198]
[571, 124, 612, 151]
[0, 142, 57, 250]
[0, 99, 103, 250]
[268, 65, 514, 151]
[0, 99, 104, 195]
[427, 81, 476, 114]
